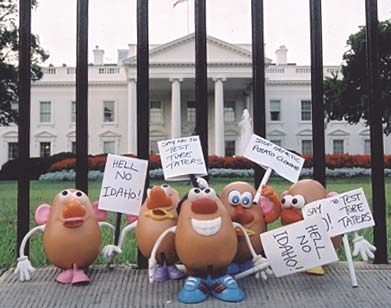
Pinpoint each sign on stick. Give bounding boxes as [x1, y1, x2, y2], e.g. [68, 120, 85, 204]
[260, 216, 338, 277]
[302, 188, 375, 237]
[158, 136, 207, 181]
[243, 134, 305, 183]
[99, 154, 148, 215]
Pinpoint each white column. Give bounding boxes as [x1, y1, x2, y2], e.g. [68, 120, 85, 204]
[127, 78, 137, 154]
[214, 78, 226, 156]
[170, 78, 182, 138]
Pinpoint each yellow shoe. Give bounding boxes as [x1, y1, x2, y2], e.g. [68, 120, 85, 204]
[305, 266, 325, 275]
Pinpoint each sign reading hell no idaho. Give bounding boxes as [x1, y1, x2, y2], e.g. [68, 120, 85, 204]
[302, 188, 375, 237]
[158, 136, 208, 181]
[260, 216, 338, 278]
[243, 134, 305, 183]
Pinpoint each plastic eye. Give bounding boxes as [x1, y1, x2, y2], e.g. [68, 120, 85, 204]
[73, 190, 87, 203]
[281, 195, 292, 208]
[161, 184, 173, 196]
[203, 187, 217, 200]
[291, 195, 305, 209]
[227, 190, 241, 207]
[58, 190, 71, 202]
[188, 188, 203, 202]
[241, 192, 254, 208]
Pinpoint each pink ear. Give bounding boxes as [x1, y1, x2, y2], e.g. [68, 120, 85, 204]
[125, 214, 138, 223]
[280, 191, 289, 200]
[327, 191, 338, 197]
[92, 201, 107, 222]
[35, 204, 51, 225]
[259, 196, 274, 214]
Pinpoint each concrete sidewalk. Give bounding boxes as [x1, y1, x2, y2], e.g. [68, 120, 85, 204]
[0, 263, 390, 308]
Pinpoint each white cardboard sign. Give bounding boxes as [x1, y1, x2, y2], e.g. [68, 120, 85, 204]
[98, 154, 148, 215]
[261, 216, 338, 277]
[243, 134, 305, 183]
[302, 188, 375, 237]
[158, 136, 207, 181]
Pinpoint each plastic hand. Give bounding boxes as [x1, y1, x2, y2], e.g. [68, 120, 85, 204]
[148, 257, 157, 283]
[101, 245, 122, 263]
[14, 256, 35, 282]
[260, 185, 281, 224]
[252, 255, 273, 280]
[196, 177, 209, 189]
[352, 235, 376, 261]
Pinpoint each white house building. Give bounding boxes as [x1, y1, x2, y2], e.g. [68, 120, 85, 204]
[1, 33, 390, 169]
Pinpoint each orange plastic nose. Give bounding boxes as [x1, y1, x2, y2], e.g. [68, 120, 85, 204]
[281, 208, 303, 226]
[191, 198, 218, 214]
[231, 205, 254, 225]
[146, 187, 172, 209]
[63, 200, 86, 218]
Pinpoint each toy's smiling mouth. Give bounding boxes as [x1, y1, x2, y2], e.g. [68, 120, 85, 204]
[191, 217, 222, 236]
[144, 208, 175, 221]
[235, 227, 255, 237]
[63, 217, 84, 228]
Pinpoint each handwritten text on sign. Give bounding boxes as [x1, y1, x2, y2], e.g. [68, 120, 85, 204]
[302, 188, 374, 237]
[261, 216, 338, 277]
[243, 134, 305, 183]
[98, 154, 148, 215]
[158, 136, 207, 181]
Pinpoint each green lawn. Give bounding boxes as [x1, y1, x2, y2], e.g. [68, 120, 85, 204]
[0, 177, 390, 268]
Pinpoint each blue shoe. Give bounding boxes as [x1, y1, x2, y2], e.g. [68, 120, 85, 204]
[227, 262, 241, 274]
[239, 260, 254, 272]
[209, 274, 245, 302]
[177, 276, 209, 304]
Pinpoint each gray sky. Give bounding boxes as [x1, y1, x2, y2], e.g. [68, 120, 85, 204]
[31, 0, 391, 66]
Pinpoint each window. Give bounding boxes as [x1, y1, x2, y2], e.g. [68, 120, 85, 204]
[270, 139, 282, 147]
[150, 101, 162, 123]
[187, 101, 196, 123]
[270, 100, 281, 121]
[40, 101, 51, 123]
[71, 101, 76, 123]
[225, 140, 236, 156]
[40, 142, 51, 158]
[103, 101, 115, 123]
[224, 101, 235, 122]
[333, 139, 344, 154]
[301, 100, 312, 121]
[72, 141, 76, 154]
[8, 142, 18, 160]
[364, 139, 371, 155]
[301, 140, 313, 154]
[103, 141, 115, 154]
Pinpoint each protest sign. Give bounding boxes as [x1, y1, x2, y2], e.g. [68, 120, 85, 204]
[158, 136, 207, 181]
[98, 154, 148, 215]
[302, 188, 375, 237]
[243, 134, 305, 183]
[260, 216, 338, 278]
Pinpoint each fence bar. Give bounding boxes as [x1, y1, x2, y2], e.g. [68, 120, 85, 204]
[75, 0, 89, 194]
[136, 0, 149, 268]
[251, 0, 266, 187]
[17, 0, 32, 254]
[365, 0, 387, 263]
[194, 0, 208, 165]
[309, 0, 326, 187]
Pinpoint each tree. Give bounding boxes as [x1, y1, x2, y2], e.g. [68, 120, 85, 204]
[324, 19, 391, 135]
[0, 0, 48, 126]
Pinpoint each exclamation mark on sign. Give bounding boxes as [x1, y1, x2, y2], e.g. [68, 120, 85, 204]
[326, 213, 333, 230]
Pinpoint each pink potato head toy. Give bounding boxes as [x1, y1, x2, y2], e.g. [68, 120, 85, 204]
[15, 189, 115, 284]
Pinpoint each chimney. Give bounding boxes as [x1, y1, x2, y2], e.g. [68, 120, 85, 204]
[93, 45, 104, 65]
[275, 45, 288, 65]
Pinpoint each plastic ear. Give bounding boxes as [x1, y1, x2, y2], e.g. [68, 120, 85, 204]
[92, 201, 108, 222]
[327, 191, 338, 198]
[35, 204, 51, 225]
[125, 214, 138, 223]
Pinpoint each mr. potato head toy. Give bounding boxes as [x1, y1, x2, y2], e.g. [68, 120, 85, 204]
[220, 182, 281, 275]
[149, 185, 271, 304]
[102, 184, 184, 282]
[15, 189, 114, 284]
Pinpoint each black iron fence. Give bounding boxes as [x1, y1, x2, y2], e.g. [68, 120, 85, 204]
[17, 0, 387, 264]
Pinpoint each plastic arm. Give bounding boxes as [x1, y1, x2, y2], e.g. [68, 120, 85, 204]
[98, 221, 115, 232]
[15, 225, 45, 282]
[232, 222, 257, 258]
[148, 226, 177, 283]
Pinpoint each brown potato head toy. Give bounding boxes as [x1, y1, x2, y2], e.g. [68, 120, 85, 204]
[102, 184, 184, 282]
[220, 182, 281, 275]
[15, 189, 114, 284]
[148, 185, 272, 304]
